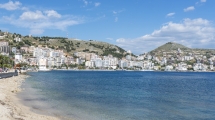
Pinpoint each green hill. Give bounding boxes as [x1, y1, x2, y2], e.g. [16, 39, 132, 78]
[149, 42, 215, 57]
[0, 31, 129, 59]
[151, 42, 190, 52]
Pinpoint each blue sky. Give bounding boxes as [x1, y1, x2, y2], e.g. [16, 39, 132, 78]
[0, 0, 215, 54]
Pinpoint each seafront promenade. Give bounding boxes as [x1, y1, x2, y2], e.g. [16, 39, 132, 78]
[0, 72, 18, 79]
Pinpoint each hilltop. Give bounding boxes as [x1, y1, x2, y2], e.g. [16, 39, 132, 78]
[151, 42, 190, 52]
[149, 42, 215, 56]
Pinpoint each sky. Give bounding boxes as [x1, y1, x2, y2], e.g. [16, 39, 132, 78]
[0, 0, 215, 55]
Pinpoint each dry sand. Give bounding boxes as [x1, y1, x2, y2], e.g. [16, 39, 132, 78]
[0, 74, 60, 120]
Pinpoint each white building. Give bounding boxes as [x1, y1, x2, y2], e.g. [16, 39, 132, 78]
[126, 55, 131, 60]
[102, 59, 110, 68]
[39, 58, 47, 70]
[143, 61, 154, 70]
[95, 58, 103, 68]
[137, 55, 144, 60]
[209, 60, 214, 70]
[85, 61, 95, 68]
[118, 60, 128, 68]
[176, 62, 188, 71]
[14, 37, 22, 42]
[15, 53, 23, 64]
[0, 41, 8, 46]
[165, 65, 174, 71]
[0, 36, 5, 39]
[193, 63, 207, 71]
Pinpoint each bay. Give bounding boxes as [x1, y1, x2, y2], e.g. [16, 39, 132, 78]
[18, 71, 215, 120]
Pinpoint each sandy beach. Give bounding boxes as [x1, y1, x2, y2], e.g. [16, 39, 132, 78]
[0, 74, 60, 120]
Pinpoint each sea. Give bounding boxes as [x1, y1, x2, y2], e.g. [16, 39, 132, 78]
[18, 71, 215, 120]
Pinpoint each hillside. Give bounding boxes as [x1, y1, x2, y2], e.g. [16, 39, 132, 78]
[0, 31, 130, 58]
[47, 38, 128, 58]
[149, 42, 215, 57]
[151, 42, 190, 52]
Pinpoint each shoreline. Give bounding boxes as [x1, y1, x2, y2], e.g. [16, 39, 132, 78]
[52, 69, 215, 72]
[0, 74, 60, 120]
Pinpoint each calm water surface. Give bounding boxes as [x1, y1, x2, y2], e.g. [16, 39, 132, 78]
[18, 71, 215, 120]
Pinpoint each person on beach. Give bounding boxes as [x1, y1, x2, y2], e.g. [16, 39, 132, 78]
[14, 69, 18, 76]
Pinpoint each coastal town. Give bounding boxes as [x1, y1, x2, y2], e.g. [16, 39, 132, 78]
[0, 31, 215, 72]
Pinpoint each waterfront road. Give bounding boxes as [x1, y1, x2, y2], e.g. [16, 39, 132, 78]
[0, 72, 18, 79]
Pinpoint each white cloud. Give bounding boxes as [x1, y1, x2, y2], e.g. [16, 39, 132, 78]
[166, 12, 175, 17]
[113, 10, 124, 15]
[94, 2, 100, 7]
[20, 10, 62, 20]
[20, 10, 46, 20]
[0, 1, 84, 35]
[44, 10, 61, 18]
[200, 0, 206, 2]
[83, 0, 88, 6]
[116, 18, 215, 54]
[0, 1, 21, 10]
[116, 38, 126, 42]
[1, 9, 83, 35]
[184, 6, 195, 12]
[113, 10, 124, 22]
[196, 0, 206, 4]
[113, 11, 117, 15]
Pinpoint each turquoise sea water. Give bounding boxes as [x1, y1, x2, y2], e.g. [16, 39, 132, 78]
[19, 71, 215, 120]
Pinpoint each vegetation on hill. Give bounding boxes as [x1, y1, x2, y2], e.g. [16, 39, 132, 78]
[149, 42, 215, 59]
[151, 42, 190, 52]
[0, 30, 131, 59]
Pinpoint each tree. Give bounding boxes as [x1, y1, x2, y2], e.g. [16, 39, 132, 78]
[0, 55, 13, 69]
[17, 45, 21, 49]
[18, 42, 24, 46]
[61, 64, 68, 69]
[51, 46, 55, 49]
[23, 40, 32, 46]
[68, 64, 77, 68]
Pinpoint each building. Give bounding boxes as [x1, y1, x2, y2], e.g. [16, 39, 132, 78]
[21, 46, 29, 53]
[165, 65, 174, 71]
[0, 41, 10, 55]
[126, 55, 131, 61]
[15, 53, 22, 64]
[28, 46, 35, 53]
[0, 41, 8, 46]
[95, 58, 103, 68]
[11, 47, 16, 54]
[0, 46, 10, 54]
[85, 60, 95, 68]
[0, 36, 5, 39]
[14, 37, 22, 42]
[39, 58, 47, 70]
[118, 60, 128, 68]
